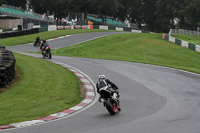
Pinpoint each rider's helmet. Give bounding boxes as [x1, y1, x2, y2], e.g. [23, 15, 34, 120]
[43, 40, 46, 43]
[99, 74, 106, 81]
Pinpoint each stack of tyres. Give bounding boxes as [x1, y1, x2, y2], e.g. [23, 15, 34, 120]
[0, 46, 15, 86]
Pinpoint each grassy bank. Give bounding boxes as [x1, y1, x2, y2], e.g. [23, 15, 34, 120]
[52, 33, 200, 74]
[0, 53, 82, 125]
[173, 34, 200, 45]
[0, 29, 115, 46]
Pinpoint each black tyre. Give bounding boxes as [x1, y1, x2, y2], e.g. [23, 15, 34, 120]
[106, 98, 116, 115]
[48, 51, 52, 59]
[42, 53, 45, 58]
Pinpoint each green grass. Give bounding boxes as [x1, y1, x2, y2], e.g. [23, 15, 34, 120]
[52, 33, 200, 74]
[2, 32, 200, 125]
[0, 29, 115, 46]
[173, 34, 200, 45]
[0, 53, 82, 125]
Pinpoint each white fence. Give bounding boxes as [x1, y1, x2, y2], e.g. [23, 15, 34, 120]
[169, 29, 200, 36]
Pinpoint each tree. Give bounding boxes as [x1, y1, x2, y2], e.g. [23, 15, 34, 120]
[127, 0, 144, 29]
[51, 0, 70, 20]
[154, 0, 178, 32]
[70, 0, 97, 24]
[116, 0, 129, 21]
[94, 0, 122, 16]
[142, 0, 157, 31]
[27, 0, 200, 32]
[29, 0, 52, 14]
[184, 0, 200, 30]
[0, 0, 6, 6]
[6, 0, 27, 9]
[29, 0, 70, 21]
[0, 0, 27, 8]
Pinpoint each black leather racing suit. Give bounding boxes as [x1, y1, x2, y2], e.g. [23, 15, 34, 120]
[96, 79, 119, 94]
[35, 37, 40, 44]
[96, 79, 120, 103]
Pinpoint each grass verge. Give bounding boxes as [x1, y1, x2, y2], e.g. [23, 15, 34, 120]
[0, 53, 82, 125]
[52, 33, 200, 74]
[0, 29, 116, 46]
[173, 34, 200, 45]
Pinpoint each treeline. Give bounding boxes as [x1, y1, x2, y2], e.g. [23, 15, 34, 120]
[0, 0, 27, 9]
[1, 0, 200, 32]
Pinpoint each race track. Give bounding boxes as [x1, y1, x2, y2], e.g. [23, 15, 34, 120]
[3, 32, 200, 133]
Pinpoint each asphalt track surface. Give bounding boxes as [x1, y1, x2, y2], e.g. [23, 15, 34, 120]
[3, 32, 200, 133]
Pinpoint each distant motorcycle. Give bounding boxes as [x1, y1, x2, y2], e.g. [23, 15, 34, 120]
[33, 40, 41, 47]
[41, 46, 52, 59]
[99, 86, 121, 115]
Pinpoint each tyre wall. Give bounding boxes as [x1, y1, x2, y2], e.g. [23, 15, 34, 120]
[0, 46, 15, 86]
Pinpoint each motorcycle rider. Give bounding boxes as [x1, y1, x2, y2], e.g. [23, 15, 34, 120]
[96, 75, 120, 108]
[40, 40, 49, 54]
[34, 36, 41, 46]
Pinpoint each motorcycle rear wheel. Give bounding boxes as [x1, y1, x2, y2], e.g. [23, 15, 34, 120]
[48, 52, 52, 59]
[42, 52, 45, 58]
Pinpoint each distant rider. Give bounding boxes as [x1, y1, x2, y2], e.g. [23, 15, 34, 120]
[35, 36, 41, 45]
[40, 40, 49, 53]
[96, 75, 120, 107]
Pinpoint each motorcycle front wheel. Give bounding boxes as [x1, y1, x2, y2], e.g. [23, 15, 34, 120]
[106, 98, 116, 115]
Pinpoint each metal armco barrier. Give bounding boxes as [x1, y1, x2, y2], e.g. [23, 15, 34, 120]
[0, 46, 15, 86]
